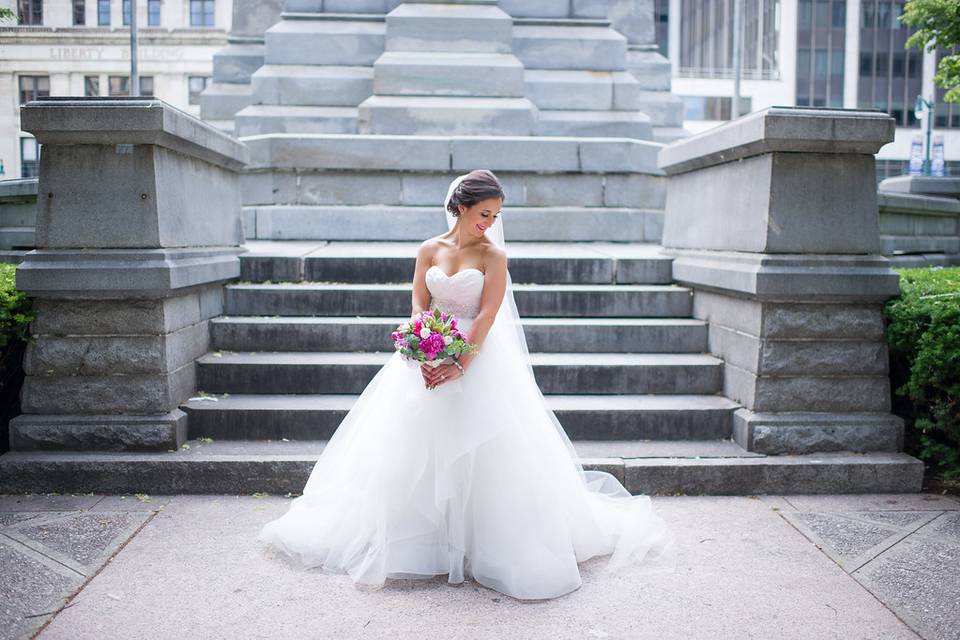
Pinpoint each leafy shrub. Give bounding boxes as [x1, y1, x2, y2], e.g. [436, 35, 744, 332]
[0, 262, 34, 454]
[884, 266, 960, 480]
[0, 263, 35, 348]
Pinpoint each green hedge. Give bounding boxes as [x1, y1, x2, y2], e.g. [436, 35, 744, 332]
[0, 263, 34, 349]
[884, 266, 960, 481]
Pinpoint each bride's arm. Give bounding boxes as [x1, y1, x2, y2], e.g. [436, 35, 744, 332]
[457, 247, 508, 372]
[410, 240, 435, 316]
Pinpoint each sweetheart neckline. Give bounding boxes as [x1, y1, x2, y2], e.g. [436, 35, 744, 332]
[427, 265, 485, 279]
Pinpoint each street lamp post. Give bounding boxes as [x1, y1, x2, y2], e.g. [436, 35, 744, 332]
[130, 0, 139, 97]
[915, 94, 934, 175]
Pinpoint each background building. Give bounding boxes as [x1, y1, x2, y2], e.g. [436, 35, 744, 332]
[0, 0, 231, 179]
[656, 0, 958, 180]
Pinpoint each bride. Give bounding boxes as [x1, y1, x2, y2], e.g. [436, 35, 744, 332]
[256, 170, 677, 600]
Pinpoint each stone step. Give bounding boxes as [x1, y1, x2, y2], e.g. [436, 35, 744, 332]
[499, 0, 575, 19]
[536, 110, 652, 139]
[283, 1, 399, 12]
[212, 43, 265, 84]
[200, 82, 254, 121]
[626, 48, 672, 91]
[194, 351, 723, 395]
[525, 70, 613, 110]
[0, 439, 925, 494]
[238, 240, 674, 284]
[244, 206, 662, 242]
[357, 95, 538, 135]
[652, 126, 689, 144]
[524, 70, 643, 111]
[180, 393, 736, 440]
[242, 167, 664, 209]
[513, 24, 627, 71]
[234, 105, 358, 137]
[223, 282, 694, 317]
[373, 51, 525, 97]
[264, 17, 385, 66]
[241, 133, 664, 177]
[251, 65, 374, 107]
[634, 90, 686, 127]
[205, 119, 235, 135]
[385, 3, 513, 53]
[209, 316, 707, 353]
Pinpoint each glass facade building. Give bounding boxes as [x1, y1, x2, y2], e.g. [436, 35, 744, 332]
[677, 0, 781, 80]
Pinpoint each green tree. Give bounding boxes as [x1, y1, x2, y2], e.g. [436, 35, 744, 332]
[902, 0, 960, 102]
[0, 8, 15, 20]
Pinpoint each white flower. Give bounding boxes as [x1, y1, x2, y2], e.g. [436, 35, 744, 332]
[443, 335, 453, 346]
[419, 327, 431, 339]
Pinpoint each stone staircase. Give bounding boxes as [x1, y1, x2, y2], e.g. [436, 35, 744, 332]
[229, 0, 682, 140]
[138, 235, 920, 496]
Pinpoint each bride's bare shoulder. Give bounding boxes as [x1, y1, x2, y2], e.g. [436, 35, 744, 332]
[482, 242, 508, 271]
[416, 236, 444, 260]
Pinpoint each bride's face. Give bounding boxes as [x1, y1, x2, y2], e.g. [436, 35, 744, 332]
[458, 197, 503, 238]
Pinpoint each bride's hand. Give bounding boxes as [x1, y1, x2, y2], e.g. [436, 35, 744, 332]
[426, 362, 463, 389]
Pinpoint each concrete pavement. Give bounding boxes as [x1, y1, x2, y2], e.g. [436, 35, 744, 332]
[1, 491, 958, 640]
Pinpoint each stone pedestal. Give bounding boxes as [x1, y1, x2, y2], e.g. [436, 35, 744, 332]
[659, 107, 904, 455]
[11, 98, 249, 452]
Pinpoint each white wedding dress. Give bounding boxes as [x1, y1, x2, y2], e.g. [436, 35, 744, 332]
[256, 263, 678, 601]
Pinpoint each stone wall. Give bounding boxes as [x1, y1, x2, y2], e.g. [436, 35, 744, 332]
[10, 98, 248, 452]
[659, 107, 906, 455]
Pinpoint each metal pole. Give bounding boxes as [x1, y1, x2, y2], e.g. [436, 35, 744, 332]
[732, 0, 742, 119]
[925, 102, 933, 175]
[130, 0, 139, 97]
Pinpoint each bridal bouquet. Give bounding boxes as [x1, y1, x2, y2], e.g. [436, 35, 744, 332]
[392, 309, 476, 367]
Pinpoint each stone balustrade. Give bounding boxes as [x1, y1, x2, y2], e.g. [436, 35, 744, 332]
[10, 97, 249, 452]
[877, 176, 960, 267]
[659, 106, 905, 455]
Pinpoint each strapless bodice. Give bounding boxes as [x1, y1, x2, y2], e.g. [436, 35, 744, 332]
[425, 265, 485, 320]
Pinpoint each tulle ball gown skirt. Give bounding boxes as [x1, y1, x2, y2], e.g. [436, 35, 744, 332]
[255, 316, 677, 601]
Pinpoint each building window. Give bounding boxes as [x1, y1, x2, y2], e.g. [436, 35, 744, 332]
[18, 76, 50, 105]
[796, 0, 845, 108]
[122, 0, 129, 25]
[678, 0, 780, 79]
[654, 0, 669, 58]
[17, 0, 43, 25]
[73, 0, 85, 25]
[20, 138, 40, 179]
[97, 0, 109, 25]
[857, 0, 920, 126]
[188, 76, 210, 105]
[148, 0, 160, 26]
[84, 75, 100, 96]
[190, 0, 215, 27]
[109, 75, 154, 97]
[682, 95, 753, 121]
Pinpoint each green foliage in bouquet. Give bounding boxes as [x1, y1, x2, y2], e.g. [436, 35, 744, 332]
[0, 263, 35, 349]
[393, 308, 476, 365]
[884, 266, 960, 481]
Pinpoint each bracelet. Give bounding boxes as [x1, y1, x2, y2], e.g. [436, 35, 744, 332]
[452, 358, 465, 375]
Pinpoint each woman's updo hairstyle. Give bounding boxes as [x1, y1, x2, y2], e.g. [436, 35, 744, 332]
[446, 169, 504, 217]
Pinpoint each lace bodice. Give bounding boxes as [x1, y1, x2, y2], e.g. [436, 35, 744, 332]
[425, 265, 485, 320]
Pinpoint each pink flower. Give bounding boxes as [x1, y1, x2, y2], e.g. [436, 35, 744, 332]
[420, 333, 445, 358]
